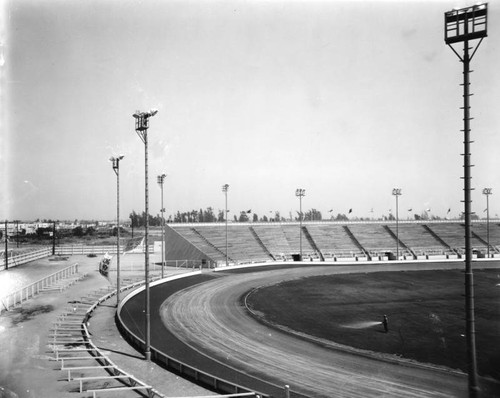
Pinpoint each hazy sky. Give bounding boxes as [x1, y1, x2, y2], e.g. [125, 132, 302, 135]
[2, 0, 499, 222]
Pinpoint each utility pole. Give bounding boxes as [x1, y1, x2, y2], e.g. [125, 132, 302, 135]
[4, 220, 8, 270]
[295, 189, 305, 260]
[444, 5, 488, 396]
[133, 108, 158, 362]
[111, 155, 124, 306]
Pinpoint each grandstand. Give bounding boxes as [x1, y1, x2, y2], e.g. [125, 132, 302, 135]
[163, 221, 500, 266]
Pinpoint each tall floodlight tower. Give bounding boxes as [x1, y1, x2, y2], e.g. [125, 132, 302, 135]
[444, 4, 487, 396]
[222, 184, 229, 267]
[392, 189, 402, 260]
[157, 173, 167, 278]
[295, 189, 306, 260]
[110, 155, 124, 306]
[483, 188, 492, 258]
[133, 108, 158, 361]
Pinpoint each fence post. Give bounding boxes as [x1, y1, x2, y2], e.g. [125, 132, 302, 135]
[284, 385, 290, 398]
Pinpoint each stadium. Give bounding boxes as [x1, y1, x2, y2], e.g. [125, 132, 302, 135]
[113, 220, 500, 397]
[3, 1, 500, 398]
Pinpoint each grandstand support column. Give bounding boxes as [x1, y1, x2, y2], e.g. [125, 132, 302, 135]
[111, 155, 125, 306]
[445, 5, 487, 397]
[392, 188, 402, 260]
[222, 184, 229, 267]
[296, 188, 306, 260]
[483, 188, 492, 258]
[133, 108, 158, 362]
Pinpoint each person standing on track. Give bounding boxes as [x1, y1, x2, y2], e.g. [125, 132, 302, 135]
[383, 315, 389, 333]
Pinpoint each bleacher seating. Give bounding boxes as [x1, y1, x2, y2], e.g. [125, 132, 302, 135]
[425, 223, 484, 253]
[347, 224, 403, 257]
[280, 225, 316, 256]
[385, 224, 447, 256]
[251, 225, 292, 257]
[169, 221, 499, 264]
[193, 225, 271, 263]
[173, 226, 227, 263]
[470, 223, 500, 253]
[305, 224, 362, 258]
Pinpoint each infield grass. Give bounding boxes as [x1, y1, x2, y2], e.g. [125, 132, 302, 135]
[246, 268, 500, 380]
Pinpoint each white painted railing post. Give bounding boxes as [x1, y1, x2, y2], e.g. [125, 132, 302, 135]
[284, 385, 290, 398]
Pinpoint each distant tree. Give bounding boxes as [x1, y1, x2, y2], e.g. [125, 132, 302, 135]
[239, 211, 249, 222]
[129, 211, 139, 228]
[253, 213, 258, 222]
[73, 226, 84, 237]
[204, 207, 216, 222]
[206, 207, 215, 222]
[218, 210, 225, 222]
[459, 212, 479, 221]
[304, 209, 322, 221]
[334, 213, 349, 221]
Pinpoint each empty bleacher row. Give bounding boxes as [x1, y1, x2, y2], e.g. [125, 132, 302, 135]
[166, 222, 500, 265]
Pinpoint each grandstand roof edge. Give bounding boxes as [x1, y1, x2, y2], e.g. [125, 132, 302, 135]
[166, 219, 493, 228]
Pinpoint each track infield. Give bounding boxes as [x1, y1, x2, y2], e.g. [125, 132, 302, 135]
[245, 268, 500, 381]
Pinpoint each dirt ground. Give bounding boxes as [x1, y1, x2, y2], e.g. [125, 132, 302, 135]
[0, 254, 212, 398]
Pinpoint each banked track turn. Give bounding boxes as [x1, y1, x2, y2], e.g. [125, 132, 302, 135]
[160, 263, 469, 398]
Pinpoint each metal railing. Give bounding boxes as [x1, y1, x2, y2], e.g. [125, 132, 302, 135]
[1, 263, 79, 312]
[117, 273, 269, 398]
[0, 247, 52, 270]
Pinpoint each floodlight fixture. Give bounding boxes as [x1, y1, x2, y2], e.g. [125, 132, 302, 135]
[222, 184, 229, 266]
[110, 155, 125, 174]
[445, 3, 487, 45]
[392, 188, 402, 260]
[295, 188, 306, 260]
[134, 109, 158, 135]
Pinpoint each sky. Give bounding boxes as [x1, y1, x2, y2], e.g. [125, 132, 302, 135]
[1, 0, 499, 222]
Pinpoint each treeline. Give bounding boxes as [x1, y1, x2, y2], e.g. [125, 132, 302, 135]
[128, 208, 332, 225]
[127, 208, 471, 225]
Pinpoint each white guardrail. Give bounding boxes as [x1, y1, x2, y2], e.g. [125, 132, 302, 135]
[0, 263, 79, 313]
[0, 247, 52, 271]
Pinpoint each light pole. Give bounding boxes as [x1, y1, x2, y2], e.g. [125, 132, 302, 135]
[483, 188, 492, 258]
[222, 184, 229, 266]
[4, 220, 8, 270]
[295, 188, 305, 260]
[133, 108, 158, 361]
[445, 5, 487, 396]
[157, 173, 167, 278]
[392, 188, 402, 260]
[110, 155, 124, 307]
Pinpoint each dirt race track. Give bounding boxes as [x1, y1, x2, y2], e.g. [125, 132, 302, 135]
[150, 262, 500, 398]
